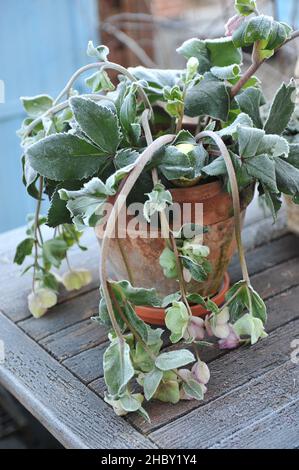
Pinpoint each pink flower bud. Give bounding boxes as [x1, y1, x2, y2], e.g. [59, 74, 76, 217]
[225, 14, 245, 37]
[191, 361, 210, 385]
[218, 325, 240, 350]
[184, 316, 205, 341]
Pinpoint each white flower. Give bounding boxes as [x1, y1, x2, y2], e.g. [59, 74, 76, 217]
[62, 269, 92, 291]
[205, 307, 230, 339]
[28, 288, 57, 318]
[192, 361, 210, 385]
[184, 316, 205, 341]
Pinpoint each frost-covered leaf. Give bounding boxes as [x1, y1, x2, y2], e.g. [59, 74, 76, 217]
[211, 63, 241, 80]
[109, 280, 161, 307]
[235, 0, 257, 16]
[185, 73, 230, 121]
[70, 97, 121, 154]
[87, 41, 109, 61]
[27, 134, 108, 181]
[235, 87, 264, 128]
[14, 238, 34, 265]
[264, 80, 297, 135]
[275, 157, 299, 199]
[21, 94, 53, 118]
[218, 113, 253, 138]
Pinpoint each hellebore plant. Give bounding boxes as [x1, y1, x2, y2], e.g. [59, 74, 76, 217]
[15, 0, 299, 419]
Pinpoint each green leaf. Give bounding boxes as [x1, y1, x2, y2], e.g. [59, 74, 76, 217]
[275, 157, 299, 198]
[218, 113, 253, 138]
[143, 368, 163, 401]
[246, 155, 278, 193]
[235, 0, 257, 16]
[177, 37, 242, 73]
[287, 144, 299, 169]
[202, 156, 227, 177]
[119, 393, 143, 412]
[27, 134, 108, 181]
[123, 302, 148, 344]
[185, 73, 230, 121]
[153, 146, 194, 181]
[70, 97, 121, 154]
[211, 64, 241, 80]
[14, 238, 34, 265]
[159, 247, 178, 279]
[110, 280, 161, 307]
[129, 67, 181, 98]
[233, 15, 273, 47]
[264, 80, 296, 135]
[87, 41, 109, 61]
[20, 94, 53, 118]
[42, 239, 68, 269]
[103, 338, 135, 396]
[144, 183, 172, 222]
[237, 126, 265, 157]
[22, 155, 39, 199]
[181, 256, 210, 282]
[165, 301, 189, 343]
[155, 350, 195, 371]
[233, 313, 268, 345]
[183, 379, 204, 400]
[85, 70, 115, 93]
[266, 21, 292, 50]
[256, 134, 289, 158]
[120, 89, 137, 142]
[235, 87, 264, 128]
[249, 286, 267, 324]
[154, 373, 180, 404]
[47, 181, 83, 228]
[114, 148, 139, 169]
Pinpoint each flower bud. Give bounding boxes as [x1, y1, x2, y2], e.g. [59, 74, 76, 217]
[205, 308, 231, 339]
[191, 361, 210, 385]
[184, 316, 205, 341]
[28, 288, 57, 318]
[218, 325, 240, 350]
[62, 269, 92, 291]
[225, 14, 245, 36]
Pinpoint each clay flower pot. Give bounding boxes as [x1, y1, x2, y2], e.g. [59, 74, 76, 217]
[135, 272, 230, 326]
[96, 180, 254, 302]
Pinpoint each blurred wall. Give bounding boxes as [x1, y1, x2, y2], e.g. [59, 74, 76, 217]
[0, 0, 99, 233]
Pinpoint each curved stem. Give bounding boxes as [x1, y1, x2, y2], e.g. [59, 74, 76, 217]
[53, 61, 152, 113]
[22, 94, 113, 141]
[100, 132, 174, 338]
[195, 131, 250, 286]
[32, 176, 44, 291]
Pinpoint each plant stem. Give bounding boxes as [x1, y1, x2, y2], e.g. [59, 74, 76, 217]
[32, 176, 44, 291]
[216, 284, 244, 315]
[196, 131, 250, 287]
[169, 233, 193, 317]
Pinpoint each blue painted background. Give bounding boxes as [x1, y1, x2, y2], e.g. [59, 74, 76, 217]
[0, 0, 99, 233]
[0, 0, 297, 233]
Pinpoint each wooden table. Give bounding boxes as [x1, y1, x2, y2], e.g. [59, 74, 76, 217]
[0, 227, 298, 449]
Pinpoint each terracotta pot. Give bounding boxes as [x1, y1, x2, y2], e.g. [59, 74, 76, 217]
[96, 180, 254, 298]
[135, 272, 230, 326]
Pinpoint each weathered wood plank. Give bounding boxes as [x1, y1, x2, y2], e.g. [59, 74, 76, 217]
[229, 234, 299, 284]
[18, 289, 99, 341]
[150, 360, 299, 449]
[0, 313, 156, 449]
[100, 304, 299, 434]
[0, 227, 100, 323]
[39, 319, 108, 361]
[147, 320, 299, 445]
[63, 343, 108, 384]
[211, 399, 299, 449]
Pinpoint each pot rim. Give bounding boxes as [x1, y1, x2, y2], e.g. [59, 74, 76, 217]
[135, 272, 230, 326]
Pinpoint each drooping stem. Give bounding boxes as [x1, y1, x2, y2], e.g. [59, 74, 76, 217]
[53, 61, 152, 112]
[141, 110, 193, 316]
[100, 130, 174, 339]
[32, 176, 44, 291]
[195, 131, 250, 286]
